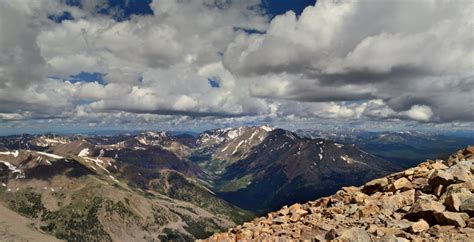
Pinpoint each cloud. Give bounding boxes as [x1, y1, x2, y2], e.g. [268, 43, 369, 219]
[224, 0, 474, 123]
[0, 0, 472, 132]
[401, 105, 433, 122]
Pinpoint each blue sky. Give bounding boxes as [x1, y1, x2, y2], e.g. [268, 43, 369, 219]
[54, 0, 316, 22]
[0, 0, 472, 135]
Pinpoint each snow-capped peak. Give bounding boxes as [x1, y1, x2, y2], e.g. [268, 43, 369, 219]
[259, 124, 274, 132]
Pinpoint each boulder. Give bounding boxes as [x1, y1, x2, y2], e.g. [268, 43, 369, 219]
[387, 219, 413, 230]
[279, 206, 290, 216]
[441, 187, 473, 212]
[411, 177, 428, 189]
[272, 216, 288, 224]
[433, 185, 444, 197]
[325, 229, 337, 240]
[289, 203, 302, 212]
[388, 177, 413, 192]
[336, 228, 372, 242]
[440, 185, 472, 202]
[345, 204, 358, 216]
[426, 225, 455, 237]
[464, 146, 474, 154]
[451, 167, 472, 183]
[317, 223, 335, 232]
[404, 169, 415, 176]
[312, 197, 330, 207]
[378, 235, 410, 242]
[445, 193, 462, 211]
[358, 203, 380, 217]
[381, 189, 415, 212]
[428, 170, 455, 187]
[410, 219, 430, 233]
[434, 211, 469, 227]
[351, 191, 370, 205]
[362, 177, 389, 194]
[405, 199, 445, 223]
[431, 161, 448, 170]
[459, 197, 474, 216]
[467, 218, 474, 228]
[236, 230, 253, 240]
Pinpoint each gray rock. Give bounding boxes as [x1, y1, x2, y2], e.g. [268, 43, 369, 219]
[460, 197, 474, 216]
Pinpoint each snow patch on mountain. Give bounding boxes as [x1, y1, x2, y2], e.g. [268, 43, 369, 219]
[36, 152, 64, 159]
[0, 150, 19, 158]
[232, 140, 244, 155]
[78, 148, 90, 157]
[0, 160, 21, 174]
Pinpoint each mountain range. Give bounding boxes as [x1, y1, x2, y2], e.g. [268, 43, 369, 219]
[204, 147, 474, 241]
[296, 129, 474, 168]
[0, 126, 471, 241]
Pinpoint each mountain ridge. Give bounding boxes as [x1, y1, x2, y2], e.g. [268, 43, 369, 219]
[203, 146, 474, 241]
[1, 126, 470, 240]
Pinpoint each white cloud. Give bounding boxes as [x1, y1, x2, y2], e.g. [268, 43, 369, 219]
[224, 0, 474, 123]
[401, 105, 434, 122]
[0, 0, 472, 132]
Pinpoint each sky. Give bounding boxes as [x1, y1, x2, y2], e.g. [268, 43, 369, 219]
[0, 0, 473, 135]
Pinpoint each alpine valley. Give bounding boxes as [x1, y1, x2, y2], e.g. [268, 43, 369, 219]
[0, 126, 471, 241]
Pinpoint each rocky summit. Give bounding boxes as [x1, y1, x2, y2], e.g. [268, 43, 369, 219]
[203, 146, 474, 241]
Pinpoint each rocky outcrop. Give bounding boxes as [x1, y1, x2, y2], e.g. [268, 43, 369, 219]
[203, 146, 474, 241]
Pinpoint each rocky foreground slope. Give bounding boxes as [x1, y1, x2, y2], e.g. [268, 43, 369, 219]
[204, 146, 474, 241]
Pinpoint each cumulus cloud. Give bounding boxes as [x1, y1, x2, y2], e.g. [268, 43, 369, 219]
[401, 105, 434, 122]
[0, 0, 472, 133]
[224, 0, 474, 123]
